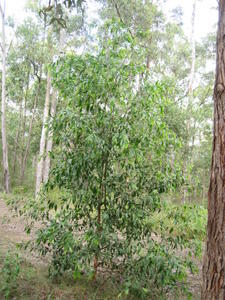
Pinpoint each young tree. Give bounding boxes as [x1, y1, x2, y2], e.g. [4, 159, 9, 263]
[26, 24, 195, 298]
[0, 0, 10, 193]
[201, 1, 225, 298]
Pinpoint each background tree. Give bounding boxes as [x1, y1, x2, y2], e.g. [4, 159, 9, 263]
[35, 0, 85, 195]
[0, 0, 10, 193]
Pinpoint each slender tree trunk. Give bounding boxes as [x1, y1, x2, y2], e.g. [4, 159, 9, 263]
[188, 0, 196, 95]
[43, 89, 57, 183]
[12, 101, 23, 173]
[93, 203, 101, 280]
[21, 84, 40, 184]
[182, 0, 197, 203]
[35, 71, 51, 196]
[20, 71, 30, 175]
[42, 28, 65, 183]
[0, 1, 9, 193]
[201, 1, 225, 298]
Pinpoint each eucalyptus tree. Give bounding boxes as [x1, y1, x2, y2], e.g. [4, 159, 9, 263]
[15, 19, 45, 184]
[188, 0, 197, 95]
[35, 18, 64, 196]
[7, 17, 46, 187]
[99, 0, 195, 203]
[27, 23, 193, 298]
[35, 65, 51, 196]
[0, 0, 10, 192]
[35, 0, 85, 195]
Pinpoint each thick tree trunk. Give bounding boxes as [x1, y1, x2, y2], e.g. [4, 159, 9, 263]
[0, 2, 10, 193]
[35, 71, 51, 196]
[201, 1, 225, 299]
[43, 89, 57, 183]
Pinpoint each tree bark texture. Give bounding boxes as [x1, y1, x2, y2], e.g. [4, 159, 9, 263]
[201, 1, 225, 299]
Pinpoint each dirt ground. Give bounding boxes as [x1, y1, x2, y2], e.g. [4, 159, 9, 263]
[0, 197, 45, 265]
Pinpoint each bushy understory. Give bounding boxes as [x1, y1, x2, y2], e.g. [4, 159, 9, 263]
[16, 23, 204, 298]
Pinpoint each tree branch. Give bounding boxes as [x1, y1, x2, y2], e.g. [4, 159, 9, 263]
[113, 1, 134, 39]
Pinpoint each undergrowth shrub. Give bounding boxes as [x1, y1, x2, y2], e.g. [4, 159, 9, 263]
[146, 202, 207, 260]
[0, 251, 21, 299]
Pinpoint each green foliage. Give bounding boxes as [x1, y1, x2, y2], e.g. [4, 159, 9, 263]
[147, 202, 207, 255]
[36, 215, 82, 280]
[21, 22, 197, 298]
[119, 239, 188, 297]
[0, 2, 214, 298]
[0, 252, 21, 299]
[39, 0, 85, 29]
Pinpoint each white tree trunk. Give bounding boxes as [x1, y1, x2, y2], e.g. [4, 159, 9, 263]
[43, 89, 57, 183]
[0, 1, 10, 193]
[182, 0, 197, 203]
[188, 0, 196, 95]
[20, 71, 30, 175]
[13, 100, 22, 173]
[42, 28, 65, 184]
[35, 71, 51, 196]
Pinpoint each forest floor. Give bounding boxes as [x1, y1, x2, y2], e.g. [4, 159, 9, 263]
[0, 197, 202, 300]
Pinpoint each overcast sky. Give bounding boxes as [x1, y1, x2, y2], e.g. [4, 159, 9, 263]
[5, 0, 218, 40]
[165, 0, 218, 39]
